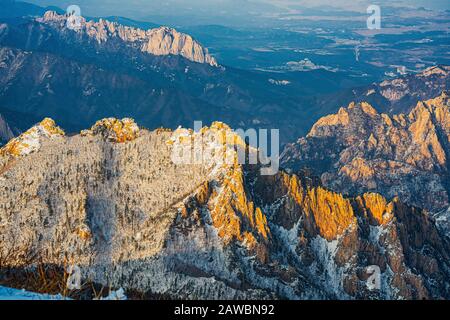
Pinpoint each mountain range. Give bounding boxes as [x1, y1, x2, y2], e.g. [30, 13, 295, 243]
[0, 3, 449, 301]
[0, 118, 448, 299]
[2, 9, 430, 146]
[282, 92, 450, 213]
[1, 11, 449, 147]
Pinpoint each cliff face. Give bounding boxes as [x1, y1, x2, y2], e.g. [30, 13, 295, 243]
[0, 119, 448, 299]
[282, 92, 450, 212]
[37, 11, 218, 67]
[250, 170, 449, 299]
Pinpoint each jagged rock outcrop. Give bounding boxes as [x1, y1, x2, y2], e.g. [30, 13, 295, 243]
[282, 92, 450, 212]
[335, 65, 450, 115]
[250, 170, 449, 299]
[81, 118, 139, 143]
[0, 118, 64, 157]
[37, 11, 218, 67]
[0, 119, 448, 299]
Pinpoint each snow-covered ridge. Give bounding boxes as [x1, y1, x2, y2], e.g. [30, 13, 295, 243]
[37, 11, 218, 67]
[0, 117, 142, 158]
[166, 121, 250, 178]
[0, 118, 64, 157]
[0, 117, 448, 299]
[0, 285, 127, 300]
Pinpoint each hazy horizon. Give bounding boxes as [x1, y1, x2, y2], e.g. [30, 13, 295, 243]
[21, 0, 450, 26]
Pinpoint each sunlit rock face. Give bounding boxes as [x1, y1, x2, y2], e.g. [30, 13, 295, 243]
[0, 119, 448, 300]
[0, 118, 64, 157]
[38, 11, 218, 67]
[282, 92, 450, 212]
[81, 118, 140, 143]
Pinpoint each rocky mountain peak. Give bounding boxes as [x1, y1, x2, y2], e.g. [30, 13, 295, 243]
[282, 92, 450, 212]
[410, 90, 449, 113]
[166, 121, 255, 193]
[408, 92, 449, 167]
[338, 65, 450, 115]
[0, 118, 64, 157]
[40, 10, 71, 23]
[308, 101, 381, 138]
[80, 118, 139, 143]
[347, 101, 378, 116]
[355, 193, 394, 226]
[37, 11, 218, 67]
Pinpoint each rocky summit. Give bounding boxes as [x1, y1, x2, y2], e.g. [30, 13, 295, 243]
[80, 118, 140, 143]
[0, 118, 64, 157]
[335, 66, 450, 115]
[37, 11, 218, 67]
[282, 92, 450, 213]
[0, 118, 448, 299]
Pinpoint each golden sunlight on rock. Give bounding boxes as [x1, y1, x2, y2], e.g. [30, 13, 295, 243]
[81, 118, 140, 143]
[356, 193, 394, 225]
[0, 118, 64, 157]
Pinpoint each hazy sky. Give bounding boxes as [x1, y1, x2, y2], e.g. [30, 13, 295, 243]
[268, 0, 450, 10]
[26, 0, 450, 11]
[24, 0, 450, 24]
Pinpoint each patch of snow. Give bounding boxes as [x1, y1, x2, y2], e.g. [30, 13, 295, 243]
[309, 235, 349, 298]
[433, 207, 450, 237]
[98, 288, 127, 300]
[0, 286, 68, 300]
[369, 225, 388, 254]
